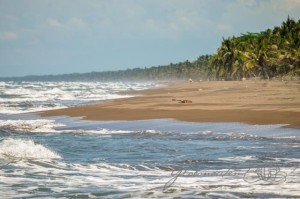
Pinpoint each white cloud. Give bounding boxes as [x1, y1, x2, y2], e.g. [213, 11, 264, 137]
[0, 31, 18, 41]
[236, 0, 258, 7]
[47, 18, 63, 28]
[67, 17, 90, 31]
[46, 17, 90, 33]
[215, 0, 297, 37]
[279, 0, 300, 11]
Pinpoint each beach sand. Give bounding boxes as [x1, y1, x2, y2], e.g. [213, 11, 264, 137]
[40, 80, 300, 128]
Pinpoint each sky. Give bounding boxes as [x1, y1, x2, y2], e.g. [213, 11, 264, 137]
[1, 0, 300, 77]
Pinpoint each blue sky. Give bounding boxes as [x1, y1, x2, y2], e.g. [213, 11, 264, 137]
[1, 0, 300, 77]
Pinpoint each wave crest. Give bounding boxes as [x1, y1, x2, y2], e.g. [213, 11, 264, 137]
[0, 119, 64, 133]
[0, 138, 61, 159]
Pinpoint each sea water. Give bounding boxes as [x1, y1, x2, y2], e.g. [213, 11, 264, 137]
[0, 81, 299, 198]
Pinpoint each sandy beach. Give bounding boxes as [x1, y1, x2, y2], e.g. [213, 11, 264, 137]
[40, 80, 300, 128]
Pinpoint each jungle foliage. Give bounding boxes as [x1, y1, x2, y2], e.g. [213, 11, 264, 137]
[209, 17, 300, 80]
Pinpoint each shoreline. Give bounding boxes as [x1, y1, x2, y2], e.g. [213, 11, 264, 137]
[40, 80, 300, 128]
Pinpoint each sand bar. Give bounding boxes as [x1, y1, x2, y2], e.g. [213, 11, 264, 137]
[40, 80, 300, 128]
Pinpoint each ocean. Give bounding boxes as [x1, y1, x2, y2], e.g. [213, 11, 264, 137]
[0, 81, 299, 198]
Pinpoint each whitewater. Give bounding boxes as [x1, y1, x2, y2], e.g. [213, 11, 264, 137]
[0, 81, 299, 198]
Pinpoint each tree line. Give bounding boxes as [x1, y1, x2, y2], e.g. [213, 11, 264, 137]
[209, 16, 300, 80]
[1, 17, 299, 82]
[0, 55, 210, 82]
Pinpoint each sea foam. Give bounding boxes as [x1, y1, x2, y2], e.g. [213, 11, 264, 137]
[0, 81, 160, 114]
[0, 138, 61, 159]
[0, 119, 64, 133]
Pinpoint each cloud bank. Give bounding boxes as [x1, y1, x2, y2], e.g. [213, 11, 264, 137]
[0, 0, 300, 77]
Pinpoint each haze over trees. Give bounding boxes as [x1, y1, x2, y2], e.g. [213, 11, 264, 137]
[1, 17, 299, 82]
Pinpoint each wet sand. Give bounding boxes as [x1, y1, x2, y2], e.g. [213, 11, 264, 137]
[40, 80, 300, 128]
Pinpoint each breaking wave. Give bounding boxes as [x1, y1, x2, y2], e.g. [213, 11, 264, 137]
[0, 138, 61, 159]
[0, 81, 161, 114]
[0, 119, 64, 133]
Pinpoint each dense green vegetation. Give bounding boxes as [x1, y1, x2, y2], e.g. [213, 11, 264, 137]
[210, 16, 300, 80]
[1, 17, 299, 82]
